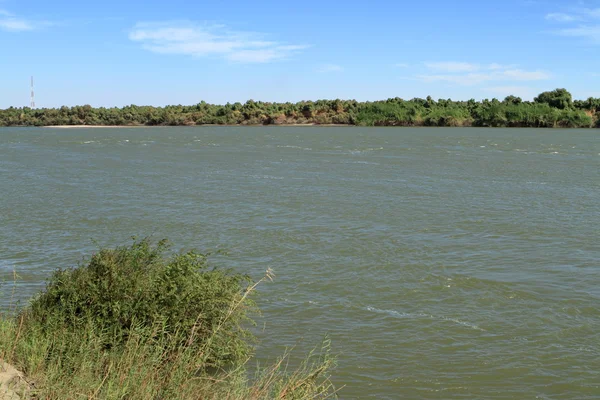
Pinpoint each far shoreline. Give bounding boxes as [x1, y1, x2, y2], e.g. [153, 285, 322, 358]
[29, 124, 596, 129]
[3, 89, 598, 129]
[41, 123, 353, 129]
[44, 125, 138, 129]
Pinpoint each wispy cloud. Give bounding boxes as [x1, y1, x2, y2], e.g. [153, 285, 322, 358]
[0, 9, 51, 32]
[129, 22, 309, 63]
[424, 62, 479, 73]
[0, 18, 34, 32]
[583, 8, 600, 19]
[547, 7, 600, 42]
[317, 64, 343, 73]
[502, 69, 549, 80]
[488, 63, 507, 70]
[545, 13, 579, 23]
[424, 62, 517, 73]
[417, 62, 550, 86]
[556, 25, 600, 41]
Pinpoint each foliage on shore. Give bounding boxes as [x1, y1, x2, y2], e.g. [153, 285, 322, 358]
[0, 238, 337, 399]
[1, 88, 599, 128]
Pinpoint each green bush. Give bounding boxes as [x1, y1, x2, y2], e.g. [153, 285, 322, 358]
[0, 238, 337, 399]
[20, 238, 255, 370]
[556, 109, 593, 128]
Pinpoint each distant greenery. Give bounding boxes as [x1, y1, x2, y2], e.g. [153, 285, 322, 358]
[0, 238, 337, 399]
[1, 88, 599, 128]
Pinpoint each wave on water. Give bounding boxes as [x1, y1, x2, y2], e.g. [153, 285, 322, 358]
[340, 160, 381, 165]
[0, 260, 16, 272]
[364, 306, 422, 318]
[363, 306, 486, 331]
[276, 145, 313, 151]
[189, 140, 221, 146]
[248, 174, 284, 180]
[348, 147, 384, 155]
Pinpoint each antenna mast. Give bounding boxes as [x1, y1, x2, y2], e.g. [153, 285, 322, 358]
[30, 76, 35, 108]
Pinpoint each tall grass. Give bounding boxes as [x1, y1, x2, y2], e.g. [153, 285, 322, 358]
[0, 238, 337, 399]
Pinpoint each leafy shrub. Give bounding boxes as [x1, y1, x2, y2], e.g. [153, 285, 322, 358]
[556, 109, 593, 128]
[0, 238, 338, 399]
[20, 238, 256, 369]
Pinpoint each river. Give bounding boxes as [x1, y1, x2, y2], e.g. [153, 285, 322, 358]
[1, 126, 599, 399]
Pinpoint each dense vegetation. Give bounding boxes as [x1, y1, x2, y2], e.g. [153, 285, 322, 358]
[1, 88, 599, 128]
[0, 238, 336, 399]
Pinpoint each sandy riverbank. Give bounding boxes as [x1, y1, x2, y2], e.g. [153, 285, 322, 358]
[43, 125, 141, 129]
[42, 123, 351, 128]
[0, 361, 30, 399]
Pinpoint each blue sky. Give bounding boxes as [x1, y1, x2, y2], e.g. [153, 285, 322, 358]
[1, 0, 600, 108]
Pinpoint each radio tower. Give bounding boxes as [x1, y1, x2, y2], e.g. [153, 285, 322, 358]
[30, 76, 36, 108]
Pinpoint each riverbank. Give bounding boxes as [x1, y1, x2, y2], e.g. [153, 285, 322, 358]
[40, 123, 351, 128]
[1, 89, 598, 128]
[0, 239, 336, 399]
[44, 125, 139, 129]
[0, 362, 30, 400]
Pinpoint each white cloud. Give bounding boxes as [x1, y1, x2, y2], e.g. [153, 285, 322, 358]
[487, 63, 517, 70]
[583, 8, 600, 19]
[503, 69, 550, 80]
[129, 22, 308, 63]
[545, 13, 579, 22]
[417, 63, 550, 86]
[317, 64, 343, 73]
[0, 18, 34, 31]
[555, 25, 600, 41]
[422, 62, 519, 74]
[546, 7, 600, 43]
[0, 9, 51, 32]
[424, 61, 479, 73]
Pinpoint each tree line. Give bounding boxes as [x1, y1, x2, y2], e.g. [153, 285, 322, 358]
[1, 88, 599, 128]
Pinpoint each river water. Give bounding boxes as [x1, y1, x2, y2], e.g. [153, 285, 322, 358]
[1, 127, 599, 399]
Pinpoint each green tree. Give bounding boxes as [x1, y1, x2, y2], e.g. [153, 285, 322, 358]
[534, 88, 573, 110]
[503, 95, 522, 105]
